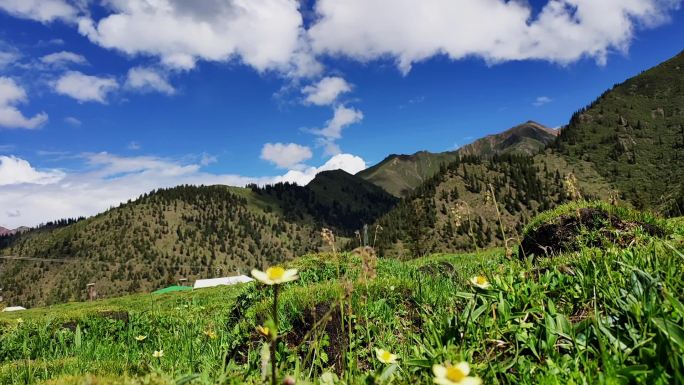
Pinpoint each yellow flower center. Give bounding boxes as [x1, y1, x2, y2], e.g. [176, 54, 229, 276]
[266, 266, 285, 280]
[476, 276, 487, 285]
[257, 326, 271, 337]
[446, 366, 466, 382]
[381, 351, 392, 362]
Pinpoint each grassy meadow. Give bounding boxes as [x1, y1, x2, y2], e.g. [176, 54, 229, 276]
[1, 204, 683, 385]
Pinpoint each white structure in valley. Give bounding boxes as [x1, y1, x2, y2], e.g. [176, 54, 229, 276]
[2, 306, 26, 312]
[193, 275, 254, 289]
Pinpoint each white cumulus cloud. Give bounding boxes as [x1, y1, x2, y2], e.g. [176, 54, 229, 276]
[54, 71, 119, 103]
[307, 104, 364, 156]
[261, 142, 313, 169]
[271, 153, 366, 186]
[77, 0, 320, 76]
[302, 76, 352, 105]
[0, 77, 48, 129]
[308, 0, 682, 73]
[0, 155, 65, 185]
[124, 67, 175, 95]
[313, 104, 364, 141]
[0, 152, 367, 228]
[0, 0, 78, 23]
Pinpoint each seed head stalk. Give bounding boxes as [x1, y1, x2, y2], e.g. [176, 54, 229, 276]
[488, 183, 510, 258]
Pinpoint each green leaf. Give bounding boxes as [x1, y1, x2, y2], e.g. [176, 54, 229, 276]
[175, 374, 200, 385]
[616, 365, 650, 380]
[74, 325, 82, 350]
[651, 317, 684, 349]
[379, 363, 399, 382]
[404, 359, 432, 368]
[596, 320, 628, 352]
[665, 292, 684, 318]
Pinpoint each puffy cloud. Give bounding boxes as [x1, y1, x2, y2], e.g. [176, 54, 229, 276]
[308, 0, 682, 73]
[313, 104, 364, 140]
[271, 153, 366, 185]
[40, 51, 88, 66]
[77, 0, 320, 76]
[0, 152, 366, 227]
[302, 76, 351, 105]
[0, 77, 48, 129]
[533, 96, 553, 107]
[54, 71, 119, 103]
[261, 142, 313, 169]
[124, 67, 175, 95]
[0, 155, 65, 185]
[0, 0, 78, 23]
[306, 104, 364, 156]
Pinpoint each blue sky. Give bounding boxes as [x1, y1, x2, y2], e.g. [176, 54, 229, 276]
[0, 0, 683, 227]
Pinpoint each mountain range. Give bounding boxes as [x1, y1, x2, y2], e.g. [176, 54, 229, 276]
[0, 226, 28, 236]
[357, 120, 558, 197]
[1, 50, 683, 307]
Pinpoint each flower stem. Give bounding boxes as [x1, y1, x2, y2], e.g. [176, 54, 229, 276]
[271, 285, 279, 385]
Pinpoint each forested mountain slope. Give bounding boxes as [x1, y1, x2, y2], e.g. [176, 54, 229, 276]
[554, 50, 684, 213]
[0, 186, 321, 306]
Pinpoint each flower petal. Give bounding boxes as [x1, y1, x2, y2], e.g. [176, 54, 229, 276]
[460, 377, 483, 385]
[432, 364, 447, 378]
[280, 269, 299, 283]
[455, 362, 470, 376]
[433, 377, 453, 385]
[251, 269, 273, 285]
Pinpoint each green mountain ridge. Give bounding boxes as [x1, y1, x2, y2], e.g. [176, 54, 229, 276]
[458, 120, 558, 157]
[0, 172, 397, 307]
[357, 120, 557, 197]
[371, 50, 684, 256]
[554, 50, 684, 212]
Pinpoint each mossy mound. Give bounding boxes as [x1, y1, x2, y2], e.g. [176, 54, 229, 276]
[519, 201, 667, 258]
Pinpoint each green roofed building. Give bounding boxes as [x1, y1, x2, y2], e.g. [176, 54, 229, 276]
[152, 285, 192, 295]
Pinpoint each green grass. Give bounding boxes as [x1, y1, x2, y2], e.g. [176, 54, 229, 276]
[1, 214, 683, 384]
[522, 200, 666, 236]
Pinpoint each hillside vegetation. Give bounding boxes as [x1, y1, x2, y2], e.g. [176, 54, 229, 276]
[1, 205, 682, 384]
[554, 50, 684, 213]
[357, 121, 556, 198]
[0, 172, 398, 307]
[374, 154, 613, 258]
[0, 186, 320, 307]
[458, 121, 557, 157]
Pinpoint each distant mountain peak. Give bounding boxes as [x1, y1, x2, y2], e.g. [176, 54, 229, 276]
[357, 120, 558, 197]
[458, 121, 557, 157]
[0, 226, 27, 236]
